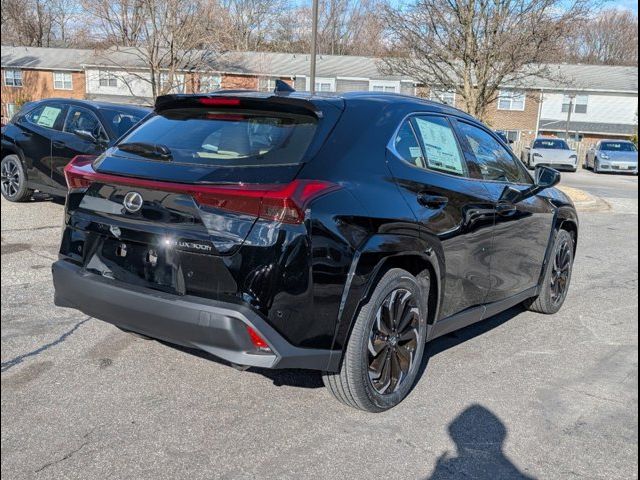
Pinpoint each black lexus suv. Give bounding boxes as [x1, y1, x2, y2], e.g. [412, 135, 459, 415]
[1, 99, 149, 202]
[52, 91, 578, 412]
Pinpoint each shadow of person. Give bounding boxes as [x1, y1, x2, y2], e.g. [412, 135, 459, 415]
[426, 404, 537, 480]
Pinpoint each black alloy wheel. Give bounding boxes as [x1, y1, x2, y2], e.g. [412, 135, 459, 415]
[323, 268, 428, 412]
[368, 288, 420, 395]
[1, 155, 33, 202]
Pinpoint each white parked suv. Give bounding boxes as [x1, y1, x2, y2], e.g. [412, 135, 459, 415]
[521, 138, 578, 172]
[584, 140, 638, 175]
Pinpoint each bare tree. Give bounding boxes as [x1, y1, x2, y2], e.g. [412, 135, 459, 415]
[383, 0, 593, 120]
[564, 9, 638, 66]
[1, 0, 55, 46]
[84, 0, 226, 99]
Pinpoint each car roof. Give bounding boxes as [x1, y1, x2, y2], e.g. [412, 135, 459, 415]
[38, 98, 150, 114]
[599, 139, 634, 143]
[161, 90, 477, 122]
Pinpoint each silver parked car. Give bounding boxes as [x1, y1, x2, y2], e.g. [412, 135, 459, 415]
[522, 138, 578, 172]
[584, 140, 638, 175]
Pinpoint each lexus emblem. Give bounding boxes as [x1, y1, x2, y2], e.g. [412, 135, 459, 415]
[123, 191, 143, 213]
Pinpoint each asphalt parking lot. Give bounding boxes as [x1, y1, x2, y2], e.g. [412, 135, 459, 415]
[1, 169, 638, 480]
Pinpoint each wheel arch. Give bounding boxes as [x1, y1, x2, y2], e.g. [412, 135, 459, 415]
[328, 233, 444, 369]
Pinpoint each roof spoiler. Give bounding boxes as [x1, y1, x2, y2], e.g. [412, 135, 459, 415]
[154, 92, 327, 118]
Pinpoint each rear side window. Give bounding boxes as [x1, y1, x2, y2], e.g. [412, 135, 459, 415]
[412, 116, 467, 176]
[101, 109, 146, 139]
[457, 121, 530, 184]
[117, 108, 318, 167]
[64, 106, 108, 142]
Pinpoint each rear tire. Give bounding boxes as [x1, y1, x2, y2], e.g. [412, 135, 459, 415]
[1, 155, 33, 202]
[525, 229, 575, 314]
[323, 268, 428, 412]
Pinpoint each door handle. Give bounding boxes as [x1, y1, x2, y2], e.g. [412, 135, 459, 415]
[496, 202, 518, 216]
[417, 193, 449, 209]
[52, 141, 66, 148]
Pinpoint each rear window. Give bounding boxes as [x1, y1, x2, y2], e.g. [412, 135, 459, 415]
[116, 108, 317, 167]
[601, 142, 637, 152]
[533, 139, 569, 150]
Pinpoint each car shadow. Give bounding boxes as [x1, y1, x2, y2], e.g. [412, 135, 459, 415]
[160, 304, 527, 390]
[423, 404, 537, 480]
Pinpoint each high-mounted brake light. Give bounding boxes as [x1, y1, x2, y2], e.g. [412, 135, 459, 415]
[198, 97, 241, 107]
[62, 156, 339, 224]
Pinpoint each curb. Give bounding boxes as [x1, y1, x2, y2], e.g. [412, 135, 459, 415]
[557, 185, 610, 212]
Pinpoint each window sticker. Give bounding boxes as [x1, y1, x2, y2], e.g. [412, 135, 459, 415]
[409, 146, 423, 159]
[37, 106, 62, 128]
[414, 117, 465, 175]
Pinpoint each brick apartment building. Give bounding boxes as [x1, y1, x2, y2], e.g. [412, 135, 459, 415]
[2, 45, 638, 146]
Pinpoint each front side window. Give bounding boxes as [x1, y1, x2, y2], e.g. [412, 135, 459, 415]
[98, 70, 118, 87]
[25, 104, 64, 129]
[4, 69, 23, 87]
[53, 71, 73, 90]
[496, 130, 520, 143]
[101, 108, 146, 138]
[64, 106, 108, 142]
[412, 116, 467, 176]
[430, 89, 456, 107]
[497, 90, 526, 111]
[562, 94, 588, 114]
[457, 121, 530, 184]
[116, 108, 318, 167]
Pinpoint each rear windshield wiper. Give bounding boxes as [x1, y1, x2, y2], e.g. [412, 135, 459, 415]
[117, 142, 173, 161]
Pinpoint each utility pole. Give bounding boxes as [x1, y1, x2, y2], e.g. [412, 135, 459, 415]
[565, 94, 575, 141]
[310, 0, 319, 94]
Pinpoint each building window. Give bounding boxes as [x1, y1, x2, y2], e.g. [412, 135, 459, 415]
[497, 90, 526, 111]
[562, 94, 588, 114]
[6, 103, 17, 119]
[496, 129, 520, 143]
[53, 71, 73, 90]
[430, 89, 456, 106]
[159, 73, 184, 93]
[370, 81, 400, 93]
[98, 70, 118, 87]
[258, 77, 277, 92]
[4, 69, 23, 87]
[306, 77, 335, 92]
[199, 75, 222, 92]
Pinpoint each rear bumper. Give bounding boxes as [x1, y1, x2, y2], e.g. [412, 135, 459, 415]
[52, 260, 340, 371]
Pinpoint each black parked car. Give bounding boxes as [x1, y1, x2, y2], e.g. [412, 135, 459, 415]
[1, 99, 149, 202]
[52, 91, 578, 412]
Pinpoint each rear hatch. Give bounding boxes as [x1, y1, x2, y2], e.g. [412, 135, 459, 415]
[61, 93, 343, 297]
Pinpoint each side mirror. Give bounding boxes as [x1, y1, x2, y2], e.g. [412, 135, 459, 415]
[535, 165, 561, 189]
[499, 165, 560, 205]
[74, 129, 98, 144]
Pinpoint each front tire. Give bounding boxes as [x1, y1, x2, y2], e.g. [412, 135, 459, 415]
[525, 229, 575, 314]
[594, 159, 602, 174]
[1, 155, 33, 202]
[323, 268, 428, 412]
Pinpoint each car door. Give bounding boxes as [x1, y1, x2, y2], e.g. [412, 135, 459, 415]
[386, 114, 496, 320]
[13, 102, 67, 192]
[453, 119, 555, 304]
[51, 104, 109, 189]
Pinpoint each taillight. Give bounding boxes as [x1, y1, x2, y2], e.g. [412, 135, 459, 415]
[62, 156, 338, 224]
[195, 180, 339, 224]
[64, 155, 98, 191]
